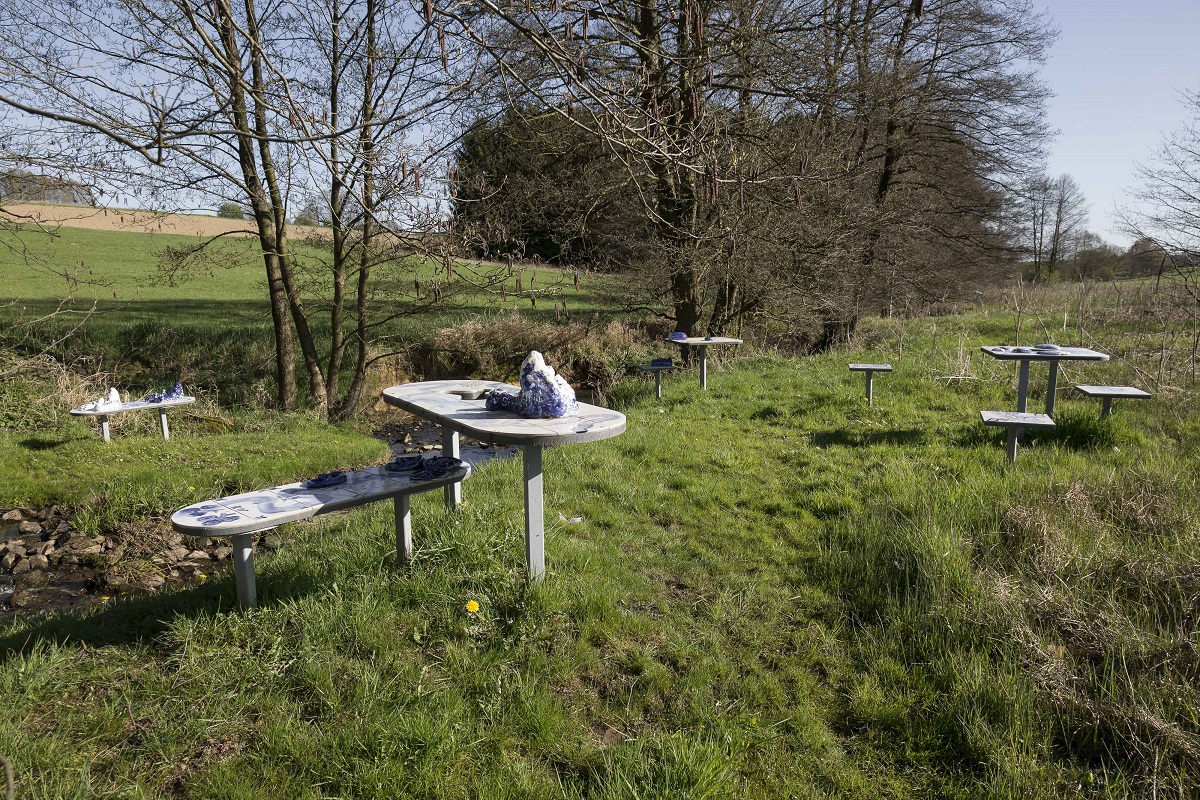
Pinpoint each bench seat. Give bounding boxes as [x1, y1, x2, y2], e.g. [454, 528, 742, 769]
[980, 411, 1055, 463]
[172, 456, 470, 607]
[637, 363, 675, 399]
[1075, 385, 1151, 417]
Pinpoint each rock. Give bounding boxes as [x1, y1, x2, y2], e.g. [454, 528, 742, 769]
[421, 444, 436, 451]
[166, 546, 191, 563]
[138, 574, 166, 590]
[58, 554, 80, 566]
[2, 553, 18, 571]
[54, 521, 70, 533]
[212, 547, 233, 561]
[12, 560, 31, 575]
[18, 521, 42, 535]
[186, 549, 212, 561]
[9, 590, 34, 608]
[2, 510, 23, 522]
[15, 569, 49, 589]
[3, 542, 27, 559]
[260, 534, 283, 550]
[28, 540, 55, 557]
[27, 554, 49, 571]
[164, 532, 184, 548]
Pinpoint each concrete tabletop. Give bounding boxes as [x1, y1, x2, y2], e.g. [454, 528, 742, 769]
[667, 336, 743, 346]
[980, 345, 1108, 362]
[70, 396, 196, 417]
[381, 380, 626, 447]
[849, 363, 893, 371]
[172, 461, 470, 536]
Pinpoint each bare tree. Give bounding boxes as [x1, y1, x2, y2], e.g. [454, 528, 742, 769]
[0, 0, 474, 418]
[1020, 172, 1088, 282]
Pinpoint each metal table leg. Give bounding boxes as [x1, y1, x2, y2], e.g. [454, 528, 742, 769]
[100, 415, 110, 442]
[1101, 397, 1114, 418]
[1016, 360, 1031, 412]
[523, 445, 545, 582]
[442, 428, 461, 508]
[698, 345, 709, 390]
[230, 532, 257, 609]
[1045, 360, 1060, 416]
[865, 370, 875, 405]
[654, 370, 662, 400]
[394, 494, 412, 565]
[1006, 428, 1019, 463]
[159, 409, 171, 440]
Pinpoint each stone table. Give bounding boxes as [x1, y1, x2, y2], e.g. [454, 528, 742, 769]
[666, 336, 743, 390]
[381, 380, 626, 582]
[70, 396, 196, 441]
[980, 345, 1109, 416]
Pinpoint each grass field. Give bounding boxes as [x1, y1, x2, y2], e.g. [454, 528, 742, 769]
[2, 224, 625, 407]
[2, 273, 1199, 797]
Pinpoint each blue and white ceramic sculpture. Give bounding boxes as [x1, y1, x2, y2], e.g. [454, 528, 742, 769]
[670, 331, 688, 341]
[485, 351, 579, 418]
[144, 381, 185, 403]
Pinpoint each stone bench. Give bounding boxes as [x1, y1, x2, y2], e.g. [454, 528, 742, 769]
[848, 363, 892, 405]
[1075, 385, 1151, 418]
[70, 396, 196, 441]
[637, 360, 675, 399]
[171, 455, 471, 608]
[980, 410, 1055, 463]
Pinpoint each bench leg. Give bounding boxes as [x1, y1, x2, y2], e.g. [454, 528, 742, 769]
[100, 415, 110, 442]
[864, 371, 874, 405]
[159, 409, 170, 440]
[1045, 360, 1060, 416]
[654, 370, 662, 400]
[442, 428, 462, 508]
[698, 345, 709, 390]
[523, 445, 545, 583]
[1101, 397, 1113, 418]
[1006, 428, 1019, 464]
[394, 494, 412, 565]
[230, 532, 257, 609]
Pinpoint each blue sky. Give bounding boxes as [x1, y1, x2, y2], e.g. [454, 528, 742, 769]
[1040, 0, 1200, 246]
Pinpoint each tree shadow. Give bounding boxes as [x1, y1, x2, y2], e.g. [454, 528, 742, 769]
[810, 428, 927, 448]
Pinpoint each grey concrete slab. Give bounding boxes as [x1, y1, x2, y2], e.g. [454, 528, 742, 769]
[70, 396, 196, 441]
[848, 363, 893, 372]
[979, 411, 1056, 429]
[1075, 385, 1151, 399]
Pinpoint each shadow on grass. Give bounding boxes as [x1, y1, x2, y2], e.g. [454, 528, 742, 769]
[811, 428, 927, 448]
[0, 555, 329, 664]
[18, 436, 75, 451]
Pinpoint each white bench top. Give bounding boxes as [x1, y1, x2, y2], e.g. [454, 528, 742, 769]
[381, 380, 626, 447]
[1075, 385, 1151, 399]
[981, 345, 1109, 362]
[848, 363, 892, 372]
[980, 411, 1056, 429]
[171, 458, 470, 536]
[666, 336, 743, 346]
[70, 396, 196, 417]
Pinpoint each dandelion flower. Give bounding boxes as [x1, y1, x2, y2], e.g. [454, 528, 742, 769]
[465, 600, 480, 613]
[188, 485, 195, 491]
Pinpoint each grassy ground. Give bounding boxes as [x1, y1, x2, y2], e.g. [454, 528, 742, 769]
[2, 303, 1198, 798]
[2, 224, 626, 406]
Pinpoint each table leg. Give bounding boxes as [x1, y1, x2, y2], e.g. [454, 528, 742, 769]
[1016, 360, 1030, 413]
[442, 428, 461, 508]
[865, 371, 874, 405]
[230, 532, 257, 609]
[522, 445, 545, 582]
[394, 494, 412, 565]
[1045, 360, 1060, 416]
[159, 409, 171, 440]
[100, 415, 110, 442]
[1101, 397, 1113, 418]
[699, 345, 709, 390]
[1006, 428, 1018, 464]
[654, 370, 662, 400]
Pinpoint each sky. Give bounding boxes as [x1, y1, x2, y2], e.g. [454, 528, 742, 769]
[1040, 0, 1200, 246]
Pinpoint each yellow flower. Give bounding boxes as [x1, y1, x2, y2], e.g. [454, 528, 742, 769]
[188, 485, 195, 491]
[465, 600, 480, 613]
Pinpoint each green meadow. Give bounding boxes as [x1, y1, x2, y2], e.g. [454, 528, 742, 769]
[2, 224, 1200, 798]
